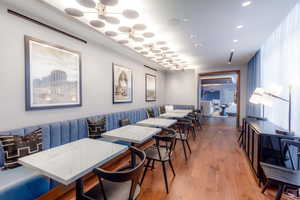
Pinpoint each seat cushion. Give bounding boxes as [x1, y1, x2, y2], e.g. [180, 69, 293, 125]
[0, 167, 49, 200]
[85, 180, 140, 200]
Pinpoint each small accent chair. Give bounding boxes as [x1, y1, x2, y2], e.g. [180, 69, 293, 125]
[146, 108, 155, 118]
[261, 139, 300, 200]
[119, 118, 131, 127]
[84, 147, 146, 200]
[174, 120, 192, 160]
[140, 128, 176, 193]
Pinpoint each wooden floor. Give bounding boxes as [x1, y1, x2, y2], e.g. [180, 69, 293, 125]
[57, 117, 281, 200]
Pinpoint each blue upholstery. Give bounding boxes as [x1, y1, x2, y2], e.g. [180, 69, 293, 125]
[0, 167, 49, 200]
[0, 105, 186, 199]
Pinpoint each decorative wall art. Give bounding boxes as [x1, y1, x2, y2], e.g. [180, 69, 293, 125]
[25, 36, 82, 110]
[112, 63, 133, 103]
[145, 74, 156, 101]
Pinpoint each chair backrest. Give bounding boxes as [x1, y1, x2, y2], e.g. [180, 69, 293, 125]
[153, 128, 176, 160]
[93, 147, 146, 200]
[146, 108, 155, 118]
[159, 106, 166, 114]
[281, 139, 300, 170]
[119, 118, 131, 127]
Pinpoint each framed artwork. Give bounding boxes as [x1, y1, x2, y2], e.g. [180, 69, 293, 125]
[112, 63, 133, 104]
[145, 74, 156, 101]
[25, 36, 82, 110]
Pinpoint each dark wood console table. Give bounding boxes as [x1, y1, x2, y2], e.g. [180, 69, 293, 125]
[241, 118, 299, 185]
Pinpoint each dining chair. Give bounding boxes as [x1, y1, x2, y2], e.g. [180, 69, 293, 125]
[119, 118, 131, 127]
[159, 106, 166, 114]
[261, 139, 300, 200]
[84, 147, 146, 200]
[140, 128, 176, 193]
[146, 108, 155, 118]
[173, 120, 192, 160]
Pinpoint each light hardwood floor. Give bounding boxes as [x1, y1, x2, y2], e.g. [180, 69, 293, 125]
[56, 117, 282, 200]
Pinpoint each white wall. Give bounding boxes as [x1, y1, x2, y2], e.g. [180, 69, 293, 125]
[0, 2, 165, 131]
[164, 66, 247, 124]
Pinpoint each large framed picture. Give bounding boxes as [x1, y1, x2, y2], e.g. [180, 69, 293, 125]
[25, 36, 82, 110]
[112, 63, 133, 104]
[145, 74, 156, 102]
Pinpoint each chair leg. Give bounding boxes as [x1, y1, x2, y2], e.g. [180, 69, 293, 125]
[191, 127, 196, 141]
[151, 160, 155, 170]
[140, 159, 151, 185]
[162, 162, 169, 193]
[261, 180, 271, 194]
[186, 140, 192, 154]
[275, 184, 285, 200]
[168, 160, 176, 176]
[174, 139, 177, 150]
[180, 139, 188, 160]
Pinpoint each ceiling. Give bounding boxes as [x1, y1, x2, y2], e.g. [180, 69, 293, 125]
[3, 0, 298, 70]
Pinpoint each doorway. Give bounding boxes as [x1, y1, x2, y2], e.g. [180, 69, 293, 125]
[198, 70, 241, 127]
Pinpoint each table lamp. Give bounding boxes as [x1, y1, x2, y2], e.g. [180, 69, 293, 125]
[249, 86, 293, 135]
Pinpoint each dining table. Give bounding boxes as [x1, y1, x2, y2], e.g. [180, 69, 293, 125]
[18, 138, 128, 200]
[137, 118, 177, 128]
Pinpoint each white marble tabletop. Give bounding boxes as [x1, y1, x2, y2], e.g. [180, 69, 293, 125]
[160, 112, 187, 119]
[137, 118, 177, 128]
[169, 109, 193, 114]
[102, 125, 161, 144]
[18, 138, 128, 185]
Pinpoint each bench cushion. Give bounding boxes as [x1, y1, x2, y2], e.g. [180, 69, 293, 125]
[0, 167, 49, 200]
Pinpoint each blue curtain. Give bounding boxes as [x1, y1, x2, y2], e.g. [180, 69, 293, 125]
[246, 51, 262, 117]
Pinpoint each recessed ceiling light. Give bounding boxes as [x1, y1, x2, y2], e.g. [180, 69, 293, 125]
[242, 1, 252, 7]
[233, 39, 238, 43]
[236, 25, 243, 29]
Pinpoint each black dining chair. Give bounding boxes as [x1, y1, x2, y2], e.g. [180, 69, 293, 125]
[146, 108, 155, 118]
[140, 128, 176, 193]
[183, 115, 198, 140]
[119, 118, 131, 127]
[84, 147, 146, 200]
[159, 106, 166, 114]
[261, 139, 300, 200]
[173, 120, 192, 160]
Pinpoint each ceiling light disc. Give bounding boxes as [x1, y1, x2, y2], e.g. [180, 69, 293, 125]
[89, 20, 105, 28]
[166, 51, 174, 54]
[118, 26, 132, 33]
[143, 32, 155, 38]
[161, 47, 169, 51]
[156, 41, 166, 45]
[123, 9, 139, 19]
[171, 55, 178, 57]
[133, 24, 147, 31]
[118, 40, 129, 44]
[140, 51, 148, 55]
[105, 16, 120, 24]
[105, 31, 118, 37]
[134, 46, 143, 50]
[133, 37, 144, 42]
[100, 0, 119, 6]
[152, 49, 161, 53]
[65, 8, 84, 17]
[76, 0, 96, 8]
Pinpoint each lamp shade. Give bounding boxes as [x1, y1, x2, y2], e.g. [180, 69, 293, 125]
[249, 88, 274, 107]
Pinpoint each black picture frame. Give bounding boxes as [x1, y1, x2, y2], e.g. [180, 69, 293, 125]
[25, 35, 82, 110]
[112, 63, 133, 104]
[145, 73, 157, 102]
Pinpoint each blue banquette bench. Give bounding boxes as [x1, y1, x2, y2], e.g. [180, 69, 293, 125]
[0, 105, 194, 200]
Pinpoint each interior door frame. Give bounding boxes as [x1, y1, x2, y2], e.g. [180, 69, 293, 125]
[198, 70, 241, 128]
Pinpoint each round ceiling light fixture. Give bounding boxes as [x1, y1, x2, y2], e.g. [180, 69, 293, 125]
[134, 46, 143, 51]
[105, 31, 118, 37]
[65, 8, 84, 17]
[161, 47, 169, 51]
[140, 51, 149, 55]
[89, 20, 105, 28]
[133, 37, 144, 42]
[76, 0, 96, 8]
[104, 16, 120, 24]
[143, 32, 155, 38]
[100, 0, 119, 6]
[133, 24, 147, 31]
[156, 41, 166, 45]
[123, 9, 139, 19]
[118, 26, 132, 33]
[118, 40, 129, 44]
